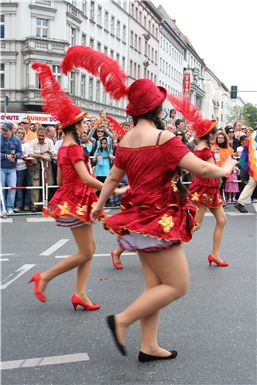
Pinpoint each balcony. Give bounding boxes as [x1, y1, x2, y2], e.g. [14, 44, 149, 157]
[23, 37, 68, 55]
[33, 0, 52, 6]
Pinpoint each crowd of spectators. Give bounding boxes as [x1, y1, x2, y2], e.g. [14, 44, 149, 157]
[1, 108, 256, 217]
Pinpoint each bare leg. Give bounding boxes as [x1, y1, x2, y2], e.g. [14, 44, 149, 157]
[192, 204, 206, 232]
[113, 246, 189, 351]
[112, 245, 124, 264]
[209, 206, 227, 262]
[38, 225, 95, 302]
[74, 225, 96, 304]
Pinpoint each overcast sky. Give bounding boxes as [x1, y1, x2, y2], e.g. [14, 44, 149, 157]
[151, 0, 257, 105]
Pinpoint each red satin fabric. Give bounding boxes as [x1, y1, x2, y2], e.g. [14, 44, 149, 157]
[43, 144, 99, 223]
[188, 148, 223, 208]
[105, 136, 197, 243]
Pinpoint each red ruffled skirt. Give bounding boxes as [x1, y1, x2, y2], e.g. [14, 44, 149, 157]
[43, 182, 101, 224]
[104, 192, 197, 248]
[188, 177, 223, 208]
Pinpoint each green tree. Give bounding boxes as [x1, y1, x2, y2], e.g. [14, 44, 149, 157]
[243, 103, 257, 128]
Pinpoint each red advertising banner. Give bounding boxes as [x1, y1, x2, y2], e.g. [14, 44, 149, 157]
[183, 71, 191, 98]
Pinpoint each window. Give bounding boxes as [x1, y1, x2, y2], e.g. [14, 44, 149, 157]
[36, 18, 48, 38]
[110, 16, 115, 34]
[134, 34, 137, 50]
[81, 75, 86, 99]
[116, 53, 120, 63]
[70, 26, 76, 45]
[52, 65, 61, 83]
[81, 33, 86, 45]
[122, 56, 125, 69]
[97, 41, 101, 51]
[116, 20, 120, 38]
[0, 15, 4, 38]
[82, 1, 87, 15]
[130, 60, 133, 76]
[104, 45, 108, 55]
[0, 63, 4, 88]
[96, 80, 100, 102]
[90, 1, 95, 20]
[138, 37, 141, 52]
[130, 31, 133, 46]
[110, 49, 114, 59]
[69, 72, 75, 96]
[97, 5, 102, 25]
[122, 25, 126, 41]
[138, 64, 140, 78]
[134, 63, 136, 78]
[104, 11, 109, 30]
[88, 77, 93, 100]
[89, 37, 94, 48]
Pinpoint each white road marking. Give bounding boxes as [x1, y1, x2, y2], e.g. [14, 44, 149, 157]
[40, 239, 69, 256]
[253, 203, 257, 213]
[1, 352, 90, 370]
[0, 218, 13, 223]
[0, 253, 14, 256]
[0, 264, 35, 289]
[0, 259, 9, 262]
[55, 252, 136, 259]
[26, 217, 54, 222]
[226, 212, 255, 216]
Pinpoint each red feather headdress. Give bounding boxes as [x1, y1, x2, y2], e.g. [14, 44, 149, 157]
[32, 62, 87, 129]
[61, 46, 128, 101]
[106, 115, 126, 140]
[168, 94, 216, 137]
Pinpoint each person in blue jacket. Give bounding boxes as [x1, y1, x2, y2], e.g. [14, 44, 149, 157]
[0, 122, 22, 215]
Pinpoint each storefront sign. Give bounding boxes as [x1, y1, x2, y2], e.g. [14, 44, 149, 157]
[0, 113, 58, 124]
[183, 71, 191, 98]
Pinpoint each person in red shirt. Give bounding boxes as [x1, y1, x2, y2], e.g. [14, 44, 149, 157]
[62, 46, 236, 361]
[28, 63, 104, 311]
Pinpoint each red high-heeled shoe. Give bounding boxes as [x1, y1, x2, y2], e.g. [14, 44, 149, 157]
[28, 272, 47, 302]
[208, 254, 228, 267]
[71, 294, 101, 311]
[111, 251, 124, 270]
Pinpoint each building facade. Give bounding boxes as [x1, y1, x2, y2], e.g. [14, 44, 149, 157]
[1, 0, 239, 125]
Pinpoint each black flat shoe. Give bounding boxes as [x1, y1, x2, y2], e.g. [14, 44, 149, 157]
[106, 315, 127, 356]
[138, 350, 177, 362]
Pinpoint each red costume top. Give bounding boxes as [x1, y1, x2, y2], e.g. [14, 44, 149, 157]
[104, 137, 196, 243]
[188, 148, 223, 208]
[43, 144, 98, 222]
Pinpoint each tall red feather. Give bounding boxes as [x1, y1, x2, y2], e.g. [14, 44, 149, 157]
[106, 115, 126, 140]
[168, 94, 203, 125]
[61, 46, 128, 100]
[168, 94, 216, 137]
[32, 62, 82, 125]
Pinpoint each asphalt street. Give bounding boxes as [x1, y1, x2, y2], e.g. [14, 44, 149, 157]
[1, 205, 256, 385]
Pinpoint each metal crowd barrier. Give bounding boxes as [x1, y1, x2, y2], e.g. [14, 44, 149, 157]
[0, 157, 251, 213]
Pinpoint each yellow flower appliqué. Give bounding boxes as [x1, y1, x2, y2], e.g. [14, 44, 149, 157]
[58, 201, 71, 215]
[171, 181, 178, 192]
[76, 204, 87, 216]
[158, 214, 174, 233]
[191, 192, 200, 201]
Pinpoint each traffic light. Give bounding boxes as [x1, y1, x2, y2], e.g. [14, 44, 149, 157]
[230, 85, 238, 99]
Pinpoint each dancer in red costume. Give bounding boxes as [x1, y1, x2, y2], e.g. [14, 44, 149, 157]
[28, 63, 104, 310]
[168, 95, 234, 267]
[61, 46, 236, 361]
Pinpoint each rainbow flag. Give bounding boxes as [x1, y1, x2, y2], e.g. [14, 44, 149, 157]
[240, 131, 257, 181]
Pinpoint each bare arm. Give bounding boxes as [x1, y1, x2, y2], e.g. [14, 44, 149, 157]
[179, 152, 236, 178]
[91, 165, 125, 220]
[57, 166, 63, 186]
[74, 160, 103, 191]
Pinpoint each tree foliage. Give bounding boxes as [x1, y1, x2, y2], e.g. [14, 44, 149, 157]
[243, 103, 257, 128]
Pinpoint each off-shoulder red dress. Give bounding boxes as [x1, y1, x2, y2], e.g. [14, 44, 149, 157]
[43, 144, 99, 226]
[104, 136, 197, 252]
[188, 148, 223, 208]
